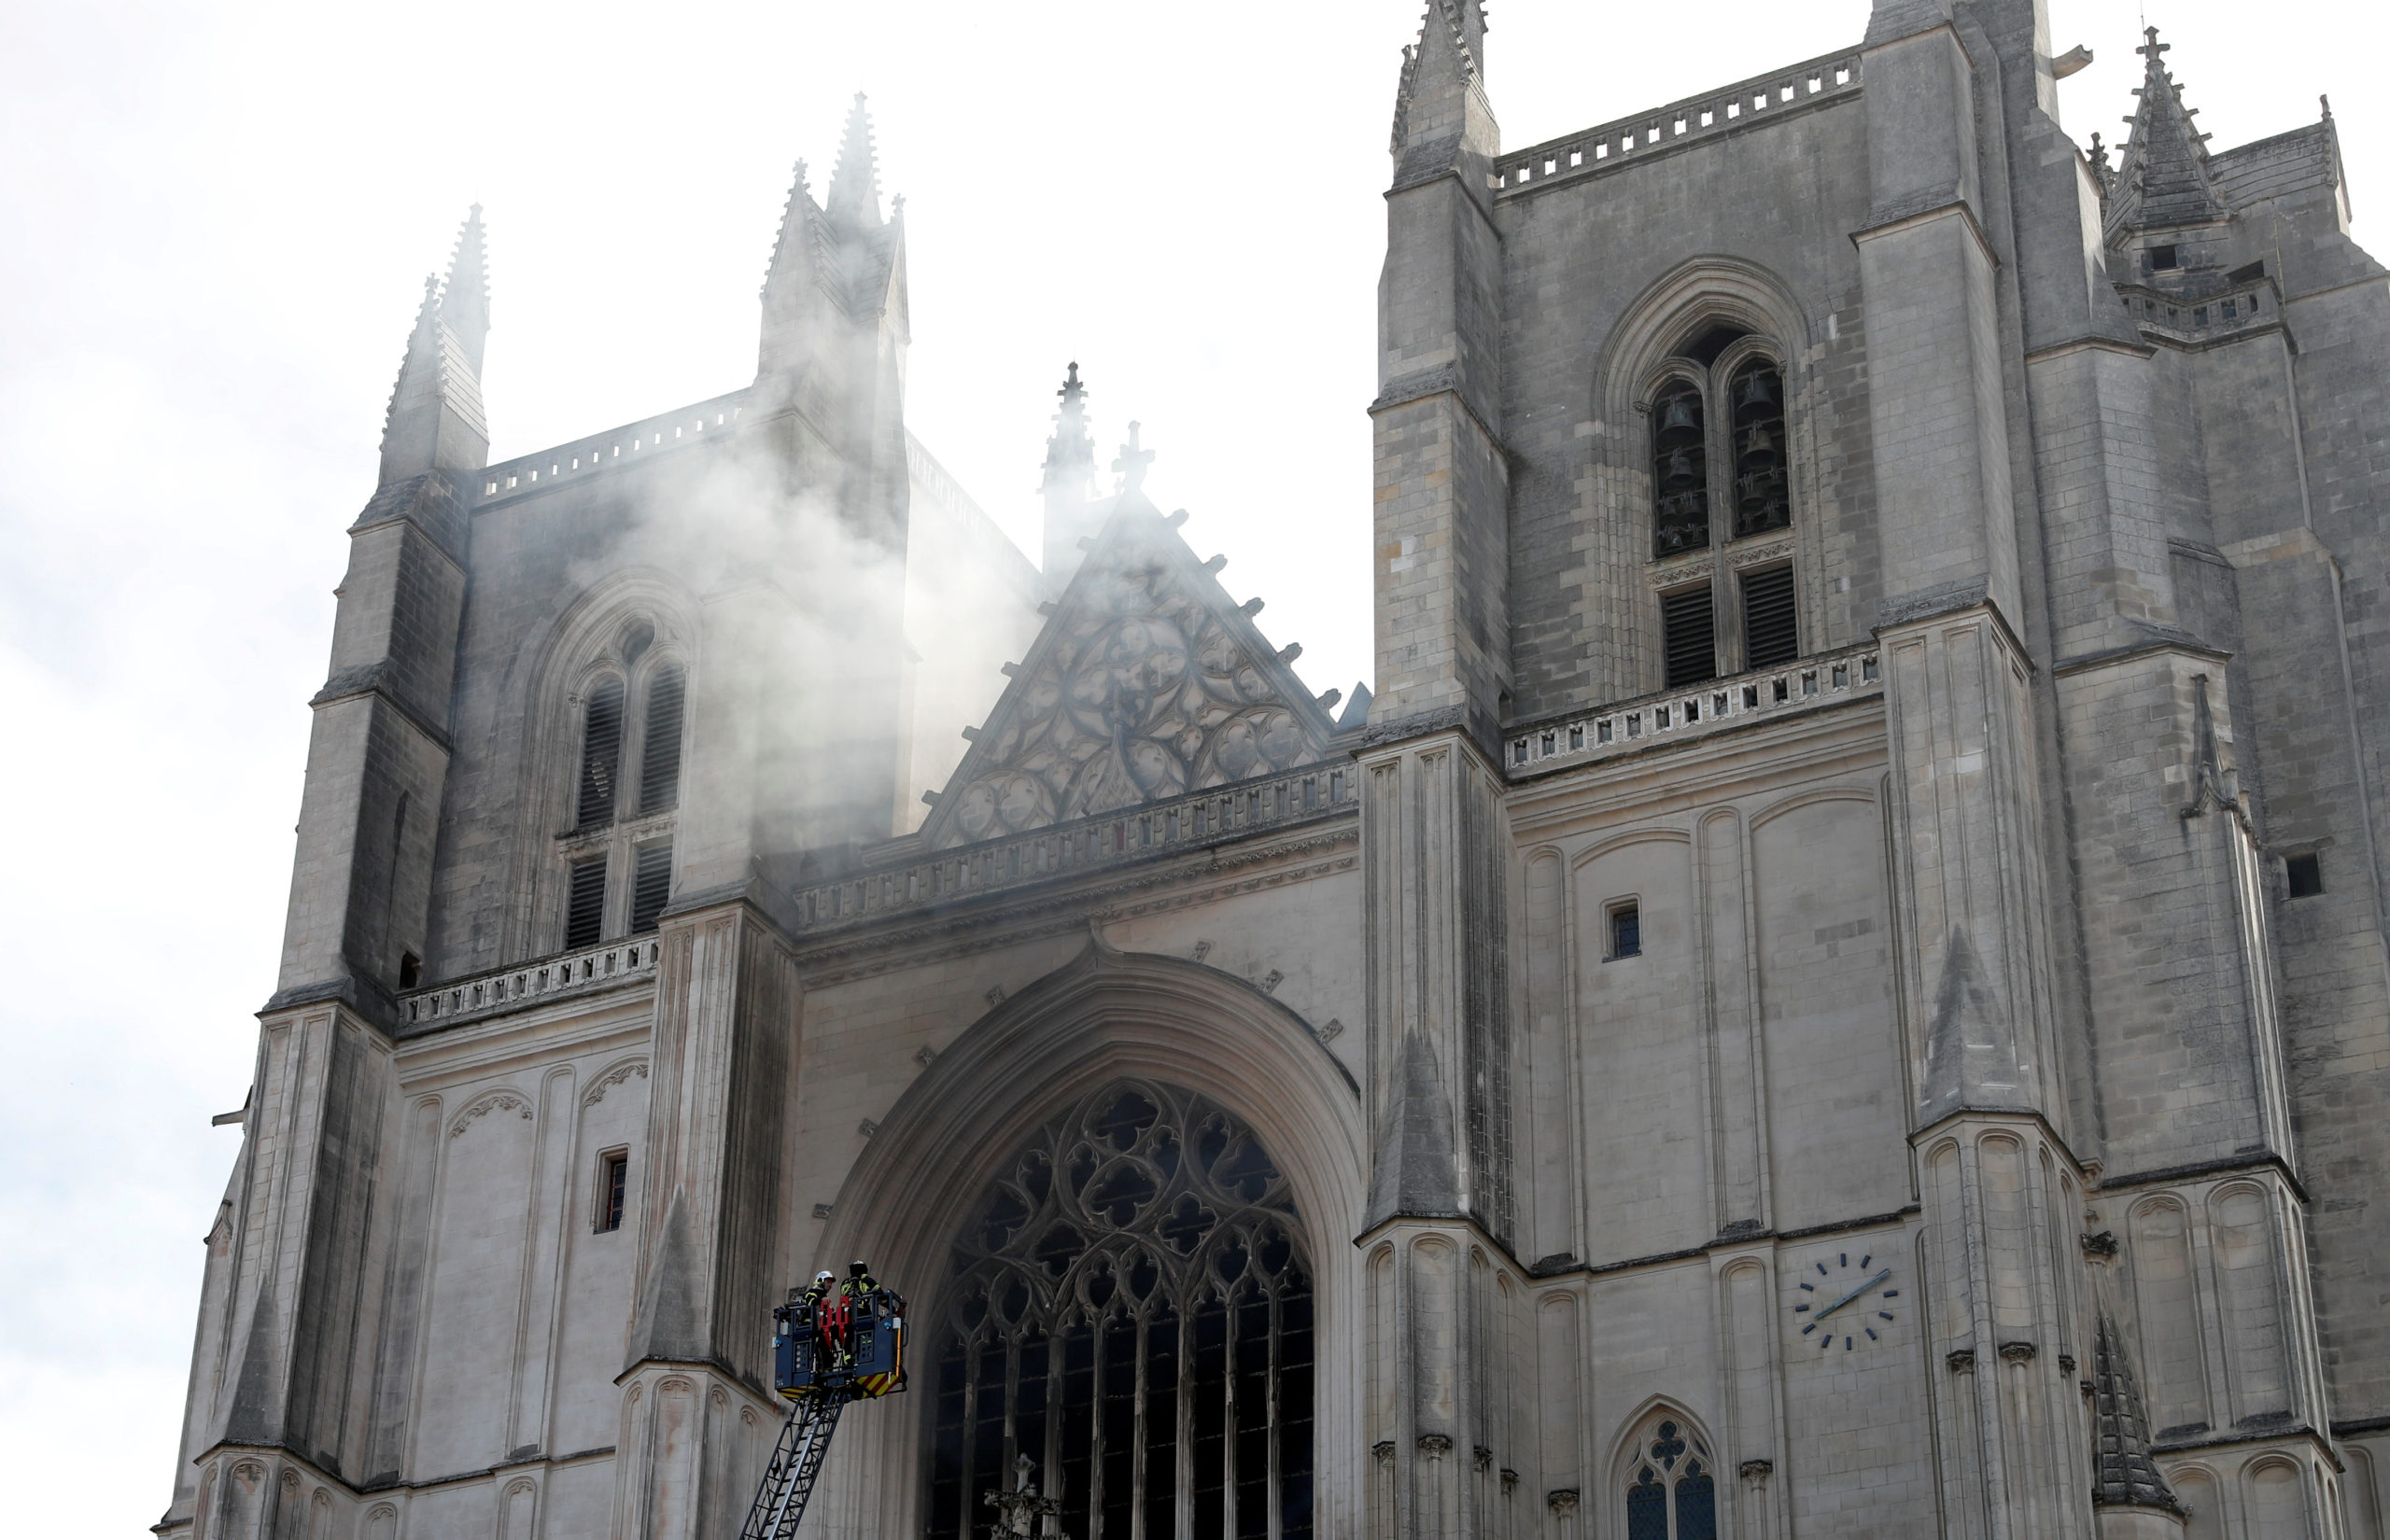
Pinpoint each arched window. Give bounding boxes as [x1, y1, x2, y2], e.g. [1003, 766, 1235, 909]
[1728, 361, 1788, 539]
[926, 1081, 1314, 1540]
[576, 677, 626, 830]
[637, 664, 686, 816]
[1621, 1414, 1718, 1540]
[1641, 332, 1801, 684]
[1650, 380, 1709, 557]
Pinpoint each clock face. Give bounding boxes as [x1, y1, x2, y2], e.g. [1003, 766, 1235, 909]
[1792, 1250, 1898, 1351]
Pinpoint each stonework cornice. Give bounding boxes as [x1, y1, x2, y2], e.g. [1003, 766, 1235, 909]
[788, 829, 1358, 985]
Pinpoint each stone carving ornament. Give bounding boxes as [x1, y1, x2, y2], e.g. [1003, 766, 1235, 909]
[934, 534, 1327, 849]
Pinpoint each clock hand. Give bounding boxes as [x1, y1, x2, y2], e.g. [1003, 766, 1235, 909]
[1811, 1268, 1891, 1323]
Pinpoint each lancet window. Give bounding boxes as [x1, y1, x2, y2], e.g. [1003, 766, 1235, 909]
[1622, 1415, 1718, 1540]
[1644, 327, 1801, 686]
[555, 617, 687, 949]
[926, 1081, 1314, 1540]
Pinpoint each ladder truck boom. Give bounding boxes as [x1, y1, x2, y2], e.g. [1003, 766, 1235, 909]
[738, 1261, 907, 1540]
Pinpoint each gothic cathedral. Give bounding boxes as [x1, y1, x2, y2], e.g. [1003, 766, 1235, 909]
[162, 4, 2390, 1538]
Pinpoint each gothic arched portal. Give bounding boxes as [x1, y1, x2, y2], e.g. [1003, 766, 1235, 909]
[924, 1079, 1315, 1540]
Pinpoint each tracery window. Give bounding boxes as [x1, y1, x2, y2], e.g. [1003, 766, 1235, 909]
[926, 1081, 1314, 1540]
[1622, 1416, 1718, 1540]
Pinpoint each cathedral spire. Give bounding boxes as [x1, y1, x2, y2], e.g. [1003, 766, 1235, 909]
[437, 203, 490, 376]
[2109, 26, 2226, 235]
[1040, 362, 1102, 578]
[826, 91, 882, 231]
[762, 160, 820, 292]
[1389, 0, 1495, 173]
[378, 214, 489, 487]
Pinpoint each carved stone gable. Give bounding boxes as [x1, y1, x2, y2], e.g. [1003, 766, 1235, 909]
[924, 508, 1333, 849]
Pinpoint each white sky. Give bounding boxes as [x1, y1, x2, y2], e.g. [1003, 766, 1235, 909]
[1, 1, 2375, 1530]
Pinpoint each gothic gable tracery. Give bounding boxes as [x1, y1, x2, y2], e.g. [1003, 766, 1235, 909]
[921, 505, 1336, 850]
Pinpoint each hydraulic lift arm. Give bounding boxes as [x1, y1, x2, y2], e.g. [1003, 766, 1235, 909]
[734, 1261, 907, 1540]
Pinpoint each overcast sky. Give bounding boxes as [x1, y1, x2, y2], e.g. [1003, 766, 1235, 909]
[1, 1, 2374, 1530]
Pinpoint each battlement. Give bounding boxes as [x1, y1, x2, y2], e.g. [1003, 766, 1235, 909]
[475, 387, 754, 504]
[1493, 46, 1862, 199]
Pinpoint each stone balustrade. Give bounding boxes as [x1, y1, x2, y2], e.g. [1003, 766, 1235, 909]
[789, 763, 1358, 931]
[1495, 49, 1863, 195]
[1508, 641, 1883, 777]
[478, 389, 752, 500]
[400, 936, 662, 1028]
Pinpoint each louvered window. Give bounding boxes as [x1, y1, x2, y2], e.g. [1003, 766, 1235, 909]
[926, 1082, 1314, 1540]
[628, 840, 673, 935]
[637, 665, 685, 816]
[1662, 588, 1716, 688]
[1728, 361, 1790, 539]
[1742, 566, 1798, 668]
[564, 858, 607, 949]
[1651, 380, 1710, 557]
[577, 678, 626, 829]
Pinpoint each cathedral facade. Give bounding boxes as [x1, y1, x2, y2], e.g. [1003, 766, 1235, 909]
[163, 2, 2390, 1537]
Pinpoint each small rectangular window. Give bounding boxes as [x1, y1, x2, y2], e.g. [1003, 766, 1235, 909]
[565, 858, 608, 949]
[1743, 566, 1799, 669]
[2149, 245, 2179, 271]
[629, 840, 674, 934]
[1609, 903, 1642, 959]
[1662, 587, 1716, 688]
[597, 1150, 629, 1232]
[2286, 852, 2324, 899]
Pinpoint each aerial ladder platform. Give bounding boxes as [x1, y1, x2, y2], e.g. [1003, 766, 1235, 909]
[738, 1262, 907, 1540]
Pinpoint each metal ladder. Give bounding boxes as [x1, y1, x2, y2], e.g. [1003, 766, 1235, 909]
[738, 1390, 852, 1540]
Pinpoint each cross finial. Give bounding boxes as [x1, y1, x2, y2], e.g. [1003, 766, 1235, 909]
[982, 1454, 1060, 1537]
[1058, 361, 1086, 410]
[1113, 421, 1154, 495]
[2137, 24, 2169, 60]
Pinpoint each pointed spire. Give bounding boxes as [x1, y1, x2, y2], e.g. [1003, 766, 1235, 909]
[2111, 26, 2225, 234]
[2091, 1313, 2186, 1513]
[763, 160, 819, 288]
[826, 91, 882, 231]
[379, 238, 488, 487]
[1390, 0, 1496, 172]
[1040, 363, 1102, 578]
[437, 203, 489, 375]
[1042, 363, 1095, 497]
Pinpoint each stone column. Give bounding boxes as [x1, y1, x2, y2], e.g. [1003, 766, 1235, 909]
[614, 899, 800, 1540]
[1358, 732, 1515, 1540]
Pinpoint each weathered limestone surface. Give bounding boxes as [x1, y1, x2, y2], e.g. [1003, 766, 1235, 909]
[164, 4, 2390, 1537]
